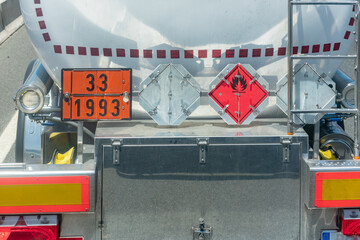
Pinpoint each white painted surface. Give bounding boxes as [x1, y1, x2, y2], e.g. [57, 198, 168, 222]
[0, 111, 18, 163]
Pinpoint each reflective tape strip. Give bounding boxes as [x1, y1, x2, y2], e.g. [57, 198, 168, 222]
[0, 176, 89, 214]
[315, 172, 360, 208]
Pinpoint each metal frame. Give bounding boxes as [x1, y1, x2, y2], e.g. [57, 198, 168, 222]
[287, 0, 360, 159]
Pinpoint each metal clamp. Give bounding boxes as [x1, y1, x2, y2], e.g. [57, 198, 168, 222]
[112, 139, 123, 165]
[192, 218, 213, 240]
[197, 138, 209, 165]
[281, 137, 292, 163]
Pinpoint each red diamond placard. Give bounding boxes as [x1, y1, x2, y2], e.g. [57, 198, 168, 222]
[209, 64, 268, 124]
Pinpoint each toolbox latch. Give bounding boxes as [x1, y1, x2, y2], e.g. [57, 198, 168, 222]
[281, 137, 292, 163]
[197, 138, 209, 165]
[112, 139, 123, 165]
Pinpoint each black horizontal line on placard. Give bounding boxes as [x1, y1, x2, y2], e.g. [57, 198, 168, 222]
[70, 93, 129, 97]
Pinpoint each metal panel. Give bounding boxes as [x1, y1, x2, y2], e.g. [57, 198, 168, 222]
[60, 213, 96, 240]
[276, 63, 337, 124]
[139, 64, 201, 125]
[95, 120, 307, 240]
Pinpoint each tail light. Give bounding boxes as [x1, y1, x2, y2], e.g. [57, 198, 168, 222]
[340, 209, 360, 236]
[0, 215, 58, 240]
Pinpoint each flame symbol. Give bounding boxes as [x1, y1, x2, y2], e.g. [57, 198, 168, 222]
[230, 71, 247, 92]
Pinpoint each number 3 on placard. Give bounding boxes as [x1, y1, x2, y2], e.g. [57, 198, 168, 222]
[86, 73, 108, 92]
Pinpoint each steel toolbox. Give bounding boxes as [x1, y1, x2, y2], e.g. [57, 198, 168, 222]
[95, 120, 308, 240]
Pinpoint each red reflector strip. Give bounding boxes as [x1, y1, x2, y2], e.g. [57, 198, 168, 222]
[0, 176, 89, 214]
[315, 172, 360, 208]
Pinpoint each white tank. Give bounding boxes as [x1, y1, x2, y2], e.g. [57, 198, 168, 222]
[20, 0, 355, 90]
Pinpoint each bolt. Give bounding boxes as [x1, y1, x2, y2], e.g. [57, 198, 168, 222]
[122, 80, 125, 84]
[351, 210, 359, 218]
[64, 92, 70, 103]
[40, 216, 49, 224]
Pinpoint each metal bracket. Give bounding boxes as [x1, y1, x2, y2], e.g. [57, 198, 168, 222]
[112, 139, 123, 165]
[192, 218, 213, 240]
[197, 138, 209, 165]
[281, 137, 292, 163]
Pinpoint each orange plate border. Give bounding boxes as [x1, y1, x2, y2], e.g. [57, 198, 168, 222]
[0, 176, 89, 214]
[315, 172, 360, 208]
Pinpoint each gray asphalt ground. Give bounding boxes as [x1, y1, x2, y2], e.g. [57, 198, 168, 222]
[0, 26, 36, 162]
[0, 26, 357, 163]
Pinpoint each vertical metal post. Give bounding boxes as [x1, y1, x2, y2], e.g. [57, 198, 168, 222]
[287, 0, 294, 135]
[76, 121, 84, 164]
[355, 2, 360, 159]
[313, 121, 320, 160]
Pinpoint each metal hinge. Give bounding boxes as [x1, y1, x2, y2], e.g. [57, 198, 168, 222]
[98, 221, 104, 230]
[197, 138, 209, 165]
[281, 137, 292, 163]
[112, 139, 123, 165]
[192, 218, 213, 240]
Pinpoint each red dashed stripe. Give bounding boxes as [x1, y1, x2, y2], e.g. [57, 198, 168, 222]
[130, 49, 139, 58]
[323, 43, 331, 52]
[38, 20, 46, 29]
[34, 1, 52, 44]
[226, 49, 235, 58]
[42, 33, 50, 42]
[54, 45, 61, 54]
[103, 48, 112, 57]
[344, 31, 351, 39]
[157, 50, 166, 58]
[312, 44, 320, 53]
[143, 49, 152, 58]
[198, 50, 207, 58]
[349, 17, 355, 26]
[293, 46, 299, 55]
[51, 43, 345, 58]
[265, 48, 274, 57]
[90, 48, 99, 56]
[184, 50, 193, 58]
[239, 49, 248, 58]
[78, 47, 87, 55]
[171, 50, 180, 59]
[212, 50, 221, 58]
[35, 8, 43, 17]
[278, 47, 286, 56]
[301, 45, 309, 54]
[116, 48, 125, 57]
[252, 49, 261, 57]
[66, 46, 74, 55]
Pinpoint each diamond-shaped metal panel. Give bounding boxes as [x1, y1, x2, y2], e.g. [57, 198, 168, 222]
[139, 64, 201, 125]
[276, 63, 337, 124]
[209, 64, 269, 125]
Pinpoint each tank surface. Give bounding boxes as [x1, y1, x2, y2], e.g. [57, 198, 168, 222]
[20, 0, 355, 90]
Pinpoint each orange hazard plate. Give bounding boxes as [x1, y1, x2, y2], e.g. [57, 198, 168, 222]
[62, 69, 132, 120]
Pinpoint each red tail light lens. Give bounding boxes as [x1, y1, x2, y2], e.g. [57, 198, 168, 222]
[0, 215, 58, 240]
[340, 209, 360, 236]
